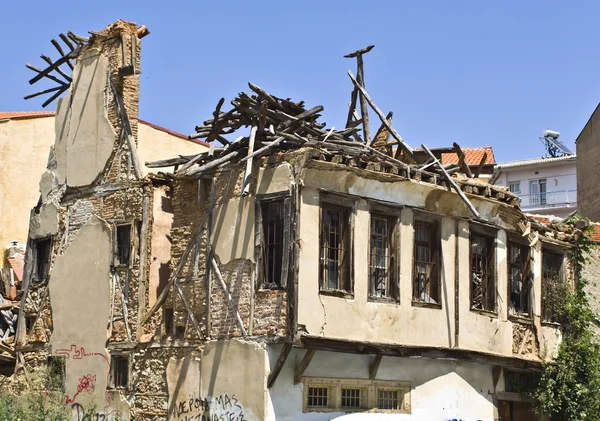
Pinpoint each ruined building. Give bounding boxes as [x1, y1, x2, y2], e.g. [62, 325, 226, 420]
[9, 21, 582, 421]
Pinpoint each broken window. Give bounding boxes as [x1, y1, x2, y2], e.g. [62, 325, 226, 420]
[369, 213, 399, 300]
[109, 355, 129, 389]
[542, 250, 564, 323]
[115, 224, 131, 266]
[256, 194, 291, 289]
[47, 355, 66, 392]
[33, 237, 52, 283]
[320, 202, 352, 293]
[470, 229, 496, 312]
[412, 220, 440, 305]
[508, 242, 531, 317]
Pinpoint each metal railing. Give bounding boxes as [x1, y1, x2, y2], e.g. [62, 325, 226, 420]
[518, 190, 577, 209]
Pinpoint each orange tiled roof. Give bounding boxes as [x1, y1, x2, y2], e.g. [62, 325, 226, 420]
[0, 111, 55, 120]
[440, 146, 496, 166]
[6, 255, 24, 282]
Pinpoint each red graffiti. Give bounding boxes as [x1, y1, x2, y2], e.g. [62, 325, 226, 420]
[64, 374, 96, 405]
[55, 344, 109, 366]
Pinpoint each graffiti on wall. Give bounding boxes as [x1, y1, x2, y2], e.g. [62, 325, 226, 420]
[172, 393, 247, 421]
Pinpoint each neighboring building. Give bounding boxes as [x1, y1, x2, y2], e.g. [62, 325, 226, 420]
[413, 145, 496, 181]
[492, 154, 577, 219]
[576, 103, 600, 221]
[6, 20, 581, 421]
[0, 106, 207, 273]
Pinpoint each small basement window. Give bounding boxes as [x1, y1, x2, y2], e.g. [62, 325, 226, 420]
[115, 224, 131, 266]
[109, 355, 129, 389]
[320, 203, 352, 293]
[470, 229, 496, 312]
[412, 220, 440, 305]
[369, 213, 399, 300]
[508, 242, 531, 317]
[33, 237, 52, 283]
[542, 250, 564, 323]
[307, 385, 331, 409]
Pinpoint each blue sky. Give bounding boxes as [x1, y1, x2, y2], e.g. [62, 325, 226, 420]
[2, 1, 599, 162]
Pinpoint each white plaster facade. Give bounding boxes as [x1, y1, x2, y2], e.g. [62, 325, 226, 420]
[493, 155, 577, 219]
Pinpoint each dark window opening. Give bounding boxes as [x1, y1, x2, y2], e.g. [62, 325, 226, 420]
[470, 232, 496, 312]
[262, 200, 284, 286]
[508, 243, 531, 317]
[542, 251, 564, 323]
[47, 356, 66, 392]
[307, 386, 329, 408]
[163, 308, 173, 336]
[505, 370, 538, 393]
[377, 389, 401, 410]
[115, 224, 131, 266]
[33, 237, 52, 283]
[341, 388, 362, 409]
[369, 214, 398, 299]
[413, 220, 440, 305]
[109, 355, 129, 389]
[175, 325, 186, 339]
[25, 315, 35, 332]
[320, 204, 351, 292]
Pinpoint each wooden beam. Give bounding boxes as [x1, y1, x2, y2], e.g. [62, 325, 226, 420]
[294, 349, 316, 384]
[347, 71, 417, 162]
[452, 142, 474, 178]
[345, 86, 358, 129]
[173, 278, 204, 339]
[211, 258, 248, 337]
[356, 55, 371, 145]
[242, 126, 258, 196]
[369, 355, 383, 380]
[344, 45, 375, 58]
[473, 152, 488, 178]
[420, 144, 480, 219]
[268, 343, 293, 388]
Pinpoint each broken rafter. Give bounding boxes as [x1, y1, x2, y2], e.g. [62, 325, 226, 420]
[347, 71, 417, 162]
[453, 142, 474, 178]
[473, 151, 488, 179]
[420, 144, 480, 219]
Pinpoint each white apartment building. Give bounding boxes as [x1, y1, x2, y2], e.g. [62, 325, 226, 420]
[492, 154, 577, 219]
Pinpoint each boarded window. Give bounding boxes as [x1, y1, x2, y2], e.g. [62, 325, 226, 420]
[542, 251, 564, 323]
[470, 231, 496, 312]
[320, 203, 352, 292]
[109, 355, 129, 389]
[33, 237, 52, 283]
[413, 220, 440, 305]
[256, 195, 291, 289]
[508, 243, 531, 317]
[115, 224, 131, 266]
[369, 214, 398, 300]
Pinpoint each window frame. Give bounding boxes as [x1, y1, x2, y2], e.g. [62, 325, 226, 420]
[113, 222, 140, 268]
[507, 239, 532, 319]
[109, 354, 130, 390]
[541, 246, 566, 324]
[469, 224, 497, 314]
[508, 182, 521, 194]
[255, 191, 292, 290]
[302, 377, 411, 414]
[319, 193, 355, 298]
[32, 236, 53, 284]
[411, 212, 442, 308]
[368, 203, 401, 303]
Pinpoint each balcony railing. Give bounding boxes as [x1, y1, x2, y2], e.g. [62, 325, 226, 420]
[518, 190, 577, 210]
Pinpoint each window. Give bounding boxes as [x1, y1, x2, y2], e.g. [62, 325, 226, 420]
[115, 224, 131, 266]
[320, 202, 352, 293]
[508, 182, 520, 194]
[163, 308, 174, 336]
[508, 242, 531, 317]
[369, 212, 399, 300]
[413, 220, 440, 305]
[470, 229, 496, 312]
[302, 378, 410, 413]
[47, 356, 66, 392]
[542, 250, 564, 323]
[33, 237, 52, 283]
[530, 179, 547, 206]
[307, 386, 331, 409]
[109, 355, 129, 389]
[256, 194, 292, 289]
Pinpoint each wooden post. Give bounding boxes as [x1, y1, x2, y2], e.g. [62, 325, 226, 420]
[242, 126, 258, 196]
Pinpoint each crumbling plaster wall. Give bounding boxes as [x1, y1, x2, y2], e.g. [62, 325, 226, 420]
[0, 116, 56, 256]
[297, 163, 561, 359]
